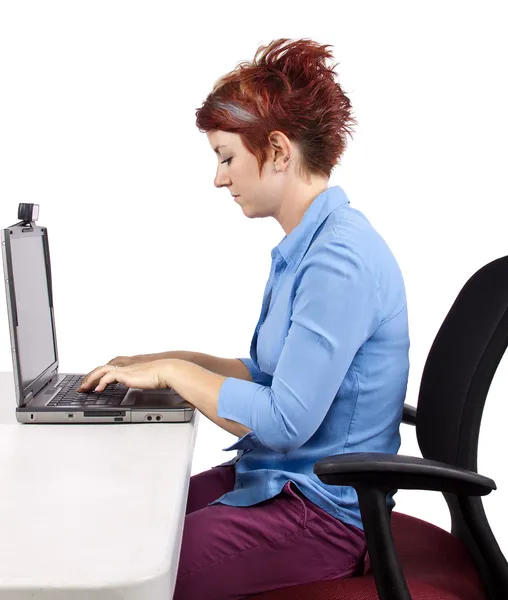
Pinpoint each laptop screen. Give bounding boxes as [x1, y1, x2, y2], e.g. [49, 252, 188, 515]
[9, 233, 57, 391]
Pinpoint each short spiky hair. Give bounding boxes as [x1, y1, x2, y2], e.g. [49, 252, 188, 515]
[195, 38, 357, 180]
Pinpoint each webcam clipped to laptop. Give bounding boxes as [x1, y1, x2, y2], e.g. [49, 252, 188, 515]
[1, 204, 194, 424]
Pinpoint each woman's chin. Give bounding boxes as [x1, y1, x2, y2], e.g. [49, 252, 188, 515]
[236, 197, 259, 218]
[239, 201, 254, 217]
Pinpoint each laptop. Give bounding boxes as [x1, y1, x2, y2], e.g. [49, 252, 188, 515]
[1, 209, 194, 424]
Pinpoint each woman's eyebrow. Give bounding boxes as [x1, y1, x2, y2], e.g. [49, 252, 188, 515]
[214, 144, 227, 154]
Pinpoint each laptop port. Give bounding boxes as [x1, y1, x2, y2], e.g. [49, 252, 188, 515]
[156, 415, 161, 421]
[68, 414, 74, 419]
[83, 410, 125, 417]
[146, 415, 152, 421]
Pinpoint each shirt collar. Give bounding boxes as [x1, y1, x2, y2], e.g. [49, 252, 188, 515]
[273, 185, 350, 268]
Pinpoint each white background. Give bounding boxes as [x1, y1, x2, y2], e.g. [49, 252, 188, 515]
[1, 0, 507, 555]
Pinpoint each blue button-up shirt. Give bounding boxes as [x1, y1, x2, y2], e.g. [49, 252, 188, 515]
[211, 185, 410, 531]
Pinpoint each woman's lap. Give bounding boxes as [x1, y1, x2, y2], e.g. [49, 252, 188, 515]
[184, 463, 237, 515]
[174, 465, 366, 600]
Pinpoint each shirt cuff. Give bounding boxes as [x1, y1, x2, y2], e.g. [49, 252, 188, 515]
[218, 377, 270, 451]
[217, 376, 262, 429]
[238, 358, 273, 386]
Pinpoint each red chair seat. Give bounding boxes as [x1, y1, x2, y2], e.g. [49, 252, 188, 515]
[251, 512, 486, 600]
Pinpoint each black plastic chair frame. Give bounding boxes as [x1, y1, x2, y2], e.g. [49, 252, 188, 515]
[313, 256, 508, 600]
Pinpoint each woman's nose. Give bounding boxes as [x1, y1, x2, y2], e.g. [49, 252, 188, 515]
[214, 170, 230, 188]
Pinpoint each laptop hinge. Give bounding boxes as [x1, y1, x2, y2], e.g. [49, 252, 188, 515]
[24, 391, 34, 404]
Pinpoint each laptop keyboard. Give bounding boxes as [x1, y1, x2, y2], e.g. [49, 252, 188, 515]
[47, 374, 129, 407]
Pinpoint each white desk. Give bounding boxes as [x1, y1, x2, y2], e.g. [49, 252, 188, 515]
[0, 372, 199, 599]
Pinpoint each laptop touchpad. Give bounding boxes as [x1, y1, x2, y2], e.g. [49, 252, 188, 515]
[122, 390, 192, 409]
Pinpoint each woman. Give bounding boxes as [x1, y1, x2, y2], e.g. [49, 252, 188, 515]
[79, 38, 410, 599]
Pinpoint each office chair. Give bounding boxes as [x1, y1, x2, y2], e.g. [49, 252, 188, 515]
[251, 255, 508, 600]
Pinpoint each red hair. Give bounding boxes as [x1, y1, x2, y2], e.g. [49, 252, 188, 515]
[195, 38, 358, 180]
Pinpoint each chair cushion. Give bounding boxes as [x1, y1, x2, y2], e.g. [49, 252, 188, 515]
[250, 511, 487, 600]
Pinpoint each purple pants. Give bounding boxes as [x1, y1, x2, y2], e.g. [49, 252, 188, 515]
[173, 465, 367, 600]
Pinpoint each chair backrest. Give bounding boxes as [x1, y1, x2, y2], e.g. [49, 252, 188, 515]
[416, 255, 508, 599]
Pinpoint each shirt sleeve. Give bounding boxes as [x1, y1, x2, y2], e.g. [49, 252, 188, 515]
[238, 357, 273, 386]
[217, 236, 382, 454]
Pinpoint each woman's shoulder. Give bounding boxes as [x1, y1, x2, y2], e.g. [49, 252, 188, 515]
[302, 203, 407, 305]
[303, 203, 381, 267]
[325, 203, 401, 268]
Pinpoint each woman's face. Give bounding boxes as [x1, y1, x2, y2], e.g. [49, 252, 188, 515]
[206, 130, 286, 219]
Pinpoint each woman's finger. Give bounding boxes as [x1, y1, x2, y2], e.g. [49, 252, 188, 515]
[94, 368, 125, 392]
[79, 365, 114, 391]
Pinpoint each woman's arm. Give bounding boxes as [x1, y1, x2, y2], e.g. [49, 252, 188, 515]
[135, 350, 253, 381]
[162, 359, 252, 438]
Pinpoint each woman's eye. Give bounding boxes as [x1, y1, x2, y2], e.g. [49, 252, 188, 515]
[221, 158, 232, 165]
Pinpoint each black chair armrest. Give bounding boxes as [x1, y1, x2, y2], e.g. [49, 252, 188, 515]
[402, 403, 417, 425]
[314, 452, 496, 496]
[313, 453, 496, 600]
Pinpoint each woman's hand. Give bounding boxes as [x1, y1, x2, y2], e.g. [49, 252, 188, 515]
[107, 355, 143, 368]
[78, 359, 173, 392]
